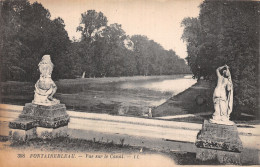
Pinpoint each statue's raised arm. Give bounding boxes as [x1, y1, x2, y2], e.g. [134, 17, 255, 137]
[216, 65, 227, 78]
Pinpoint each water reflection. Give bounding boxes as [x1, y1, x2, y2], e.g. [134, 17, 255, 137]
[121, 75, 196, 96]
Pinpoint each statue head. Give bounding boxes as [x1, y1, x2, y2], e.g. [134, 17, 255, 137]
[220, 67, 230, 78]
[39, 55, 54, 78]
[223, 69, 231, 78]
[41, 55, 52, 63]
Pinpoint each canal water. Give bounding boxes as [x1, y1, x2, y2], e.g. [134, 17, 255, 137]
[120, 75, 197, 106]
[120, 75, 196, 96]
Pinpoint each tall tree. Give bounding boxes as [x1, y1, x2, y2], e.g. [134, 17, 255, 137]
[181, 0, 259, 117]
[1, 0, 71, 81]
[77, 10, 108, 42]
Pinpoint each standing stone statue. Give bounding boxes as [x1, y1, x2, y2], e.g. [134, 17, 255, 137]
[32, 55, 60, 106]
[81, 71, 86, 78]
[195, 65, 243, 165]
[210, 65, 233, 125]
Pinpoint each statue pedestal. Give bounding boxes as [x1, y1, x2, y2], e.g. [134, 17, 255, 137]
[195, 120, 243, 165]
[9, 103, 70, 142]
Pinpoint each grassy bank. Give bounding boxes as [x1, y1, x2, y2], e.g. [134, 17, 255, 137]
[152, 80, 259, 124]
[152, 80, 214, 116]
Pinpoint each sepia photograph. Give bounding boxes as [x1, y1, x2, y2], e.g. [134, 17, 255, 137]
[0, 0, 259, 166]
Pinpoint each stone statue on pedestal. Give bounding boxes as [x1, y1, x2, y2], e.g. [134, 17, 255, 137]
[32, 55, 60, 106]
[210, 65, 234, 125]
[9, 55, 69, 142]
[195, 65, 243, 165]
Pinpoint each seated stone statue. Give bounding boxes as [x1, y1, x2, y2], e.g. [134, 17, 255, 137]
[32, 55, 60, 106]
[210, 65, 234, 125]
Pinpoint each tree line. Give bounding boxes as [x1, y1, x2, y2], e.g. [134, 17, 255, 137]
[0, 0, 190, 82]
[181, 0, 259, 117]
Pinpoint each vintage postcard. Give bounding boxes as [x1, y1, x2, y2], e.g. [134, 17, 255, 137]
[0, 0, 259, 166]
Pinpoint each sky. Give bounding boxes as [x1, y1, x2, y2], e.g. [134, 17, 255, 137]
[29, 0, 202, 59]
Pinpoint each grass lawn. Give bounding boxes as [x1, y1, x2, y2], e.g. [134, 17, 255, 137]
[0, 136, 220, 166]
